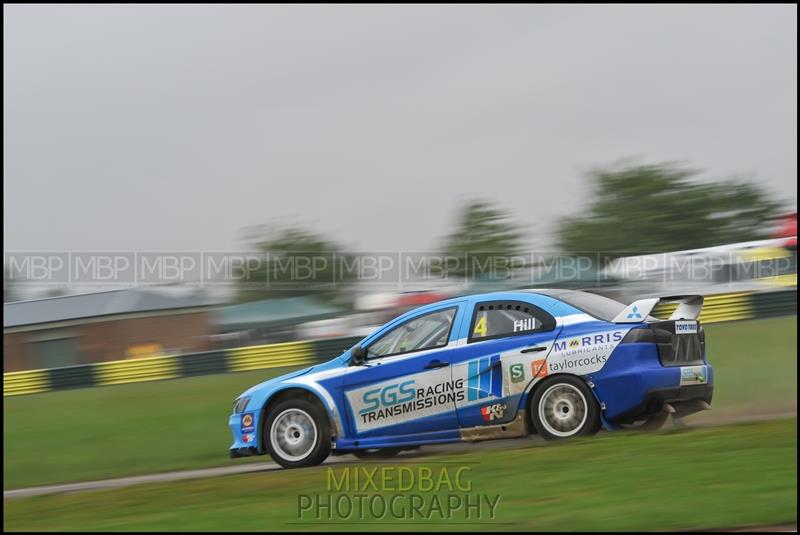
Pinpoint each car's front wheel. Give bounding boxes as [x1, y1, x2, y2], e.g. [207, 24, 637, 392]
[530, 376, 601, 440]
[264, 398, 331, 468]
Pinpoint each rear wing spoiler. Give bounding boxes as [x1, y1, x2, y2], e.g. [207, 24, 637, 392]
[612, 295, 704, 323]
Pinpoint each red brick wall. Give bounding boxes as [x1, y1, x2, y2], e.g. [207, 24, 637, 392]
[3, 333, 28, 372]
[78, 312, 212, 362]
[3, 311, 212, 372]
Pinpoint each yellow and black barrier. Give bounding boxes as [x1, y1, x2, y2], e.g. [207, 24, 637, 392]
[651, 289, 796, 322]
[3, 369, 50, 396]
[3, 336, 362, 397]
[652, 291, 754, 323]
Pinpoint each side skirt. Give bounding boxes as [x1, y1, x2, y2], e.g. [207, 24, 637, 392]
[460, 410, 529, 442]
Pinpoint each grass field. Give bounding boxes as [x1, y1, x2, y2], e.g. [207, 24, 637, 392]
[694, 316, 797, 419]
[4, 316, 797, 490]
[3, 366, 298, 490]
[4, 418, 797, 531]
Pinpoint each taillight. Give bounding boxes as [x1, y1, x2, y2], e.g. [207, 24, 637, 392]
[621, 322, 705, 365]
[620, 327, 656, 344]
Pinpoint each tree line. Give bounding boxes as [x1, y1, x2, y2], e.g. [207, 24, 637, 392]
[234, 161, 785, 304]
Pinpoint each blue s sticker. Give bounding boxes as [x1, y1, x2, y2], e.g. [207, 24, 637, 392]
[241, 412, 255, 433]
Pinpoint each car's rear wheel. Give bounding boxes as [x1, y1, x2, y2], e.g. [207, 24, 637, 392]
[264, 398, 331, 469]
[531, 376, 601, 440]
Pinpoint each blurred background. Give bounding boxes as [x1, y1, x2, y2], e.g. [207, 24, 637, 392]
[3, 4, 797, 531]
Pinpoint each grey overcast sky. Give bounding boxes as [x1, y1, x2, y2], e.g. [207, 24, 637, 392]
[4, 4, 797, 253]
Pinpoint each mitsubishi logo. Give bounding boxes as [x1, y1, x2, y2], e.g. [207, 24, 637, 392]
[627, 305, 642, 319]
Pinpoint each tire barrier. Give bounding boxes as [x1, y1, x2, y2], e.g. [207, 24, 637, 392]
[650, 289, 796, 323]
[3, 369, 50, 396]
[751, 289, 798, 319]
[227, 341, 315, 373]
[94, 355, 181, 386]
[652, 291, 755, 323]
[3, 336, 362, 397]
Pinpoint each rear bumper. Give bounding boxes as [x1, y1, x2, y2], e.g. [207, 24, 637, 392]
[611, 383, 713, 424]
[591, 344, 714, 422]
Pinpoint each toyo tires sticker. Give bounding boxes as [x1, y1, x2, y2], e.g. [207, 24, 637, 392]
[675, 321, 698, 334]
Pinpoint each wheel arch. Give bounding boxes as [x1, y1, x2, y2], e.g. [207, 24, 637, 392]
[525, 372, 605, 436]
[524, 373, 601, 420]
[259, 386, 337, 452]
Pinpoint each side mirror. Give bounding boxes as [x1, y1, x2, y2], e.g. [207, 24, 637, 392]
[349, 345, 368, 366]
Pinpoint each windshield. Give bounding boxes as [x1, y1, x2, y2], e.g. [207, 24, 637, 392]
[366, 307, 456, 358]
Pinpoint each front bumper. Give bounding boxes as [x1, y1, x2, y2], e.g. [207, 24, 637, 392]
[228, 411, 263, 456]
[229, 446, 260, 458]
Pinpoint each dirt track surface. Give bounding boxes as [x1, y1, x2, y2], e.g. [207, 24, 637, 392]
[4, 411, 796, 500]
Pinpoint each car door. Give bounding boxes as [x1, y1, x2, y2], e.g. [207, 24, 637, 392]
[450, 299, 562, 428]
[341, 303, 465, 439]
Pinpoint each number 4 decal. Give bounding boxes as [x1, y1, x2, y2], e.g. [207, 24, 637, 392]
[473, 315, 487, 337]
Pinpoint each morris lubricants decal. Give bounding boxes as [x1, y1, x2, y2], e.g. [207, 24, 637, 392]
[545, 328, 631, 376]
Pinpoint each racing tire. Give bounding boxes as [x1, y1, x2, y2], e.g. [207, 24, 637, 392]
[351, 448, 402, 460]
[530, 376, 601, 441]
[264, 398, 331, 469]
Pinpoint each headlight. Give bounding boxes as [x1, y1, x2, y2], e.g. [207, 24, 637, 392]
[233, 396, 251, 414]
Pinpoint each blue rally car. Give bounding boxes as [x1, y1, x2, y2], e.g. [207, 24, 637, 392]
[229, 289, 713, 468]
